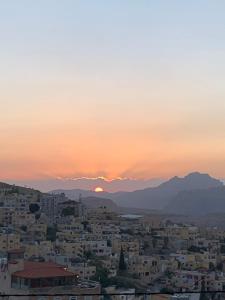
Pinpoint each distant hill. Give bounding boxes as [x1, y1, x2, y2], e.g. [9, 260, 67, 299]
[0, 181, 40, 195]
[8, 177, 165, 193]
[165, 186, 225, 215]
[51, 188, 110, 200]
[81, 196, 118, 211]
[109, 172, 223, 209]
[0, 182, 12, 189]
[51, 189, 118, 211]
[51, 172, 223, 210]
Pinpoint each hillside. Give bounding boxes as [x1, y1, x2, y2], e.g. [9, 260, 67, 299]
[0, 181, 41, 195]
[81, 196, 118, 211]
[0, 182, 12, 189]
[51, 188, 110, 200]
[111, 172, 223, 209]
[165, 186, 225, 215]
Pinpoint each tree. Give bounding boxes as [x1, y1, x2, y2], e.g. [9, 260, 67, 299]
[35, 213, 41, 220]
[90, 260, 110, 287]
[163, 236, 169, 249]
[217, 262, 223, 271]
[188, 245, 207, 253]
[143, 241, 150, 250]
[107, 240, 112, 247]
[119, 247, 126, 271]
[152, 238, 158, 249]
[209, 262, 215, 271]
[120, 229, 133, 235]
[160, 287, 173, 294]
[84, 250, 95, 259]
[177, 260, 182, 270]
[220, 244, 225, 254]
[46, 226, 57, 242]
[29, 203, 40, 214]
[20, 225, 27, 232]
[37, 192, 41, 202]
[61, 206, 75, 216]
[81, 221, 89, 230]
[131, 273, 140, 279]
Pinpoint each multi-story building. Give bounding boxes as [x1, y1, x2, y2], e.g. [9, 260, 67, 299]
[0, 232, 21, 251]
[172, 270, 215, 292]
[112, 238, 140, 255]
[40, 193, 68, 224]
[11, 211, 36, 227]
[0, 207, 14, 226]
[26, 222, 47, 241]
[24, 240, 54, 260]
[83, 240, 111, 256]
[69, 262, 96, 280]
[57, 241, 84, 258]
[127, 255, 160, 282]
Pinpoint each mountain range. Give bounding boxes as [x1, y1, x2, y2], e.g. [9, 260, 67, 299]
[51, 172, 224, 214]
[165, 186, 225, 215]
[5, 177, 164, 193]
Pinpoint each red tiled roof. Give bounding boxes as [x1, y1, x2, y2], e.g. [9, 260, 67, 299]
[13, 261, 76, 279]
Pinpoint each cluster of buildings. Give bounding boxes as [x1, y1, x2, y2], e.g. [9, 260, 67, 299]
[0, 184, 225, 300]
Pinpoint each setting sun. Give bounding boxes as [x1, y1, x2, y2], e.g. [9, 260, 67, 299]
[94, 187, 104, 193]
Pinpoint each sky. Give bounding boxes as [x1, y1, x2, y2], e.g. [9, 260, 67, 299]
[1, 1, 225, 190]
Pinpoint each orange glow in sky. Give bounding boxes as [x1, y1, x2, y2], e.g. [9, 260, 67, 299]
[1, 2, 225, 181]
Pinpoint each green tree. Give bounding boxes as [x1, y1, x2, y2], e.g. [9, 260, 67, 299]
[160, 287, 173, 294]
[119, 247, 126, 271]
[220, 244, 225, 254]
[20, 225, 27, 232]
[163, 236, 169, 249]
[81, 221, 89, 230]
[84, 250, 95, 259]
[46, 226, 57, 242]
[90, 260, 110, 287]
[177, 260, 182, 270]
[209, 262, 215, 271]
[217, 262, 223, 271]
[131, 273, 140, 279]
[29, 203, 40, 214]
[107, 240, 112, 247]
[188, 245, 207, 253]
[152, 238, 158, 249]
[143, 241, 149, 250]
[61, 206, 75, 216]
[35, 213, 41, 220]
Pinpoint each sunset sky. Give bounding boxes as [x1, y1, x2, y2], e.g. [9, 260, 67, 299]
[1, 1, 225, 186]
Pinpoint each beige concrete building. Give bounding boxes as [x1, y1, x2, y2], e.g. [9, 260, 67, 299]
[12, 211, 36, 227]
[112, 238, 140, 255]
[127, 255, 160, 282]
[0, 232, 21, 251]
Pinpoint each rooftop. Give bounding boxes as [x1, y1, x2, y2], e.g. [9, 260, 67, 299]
[13, 261, 76, 279]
